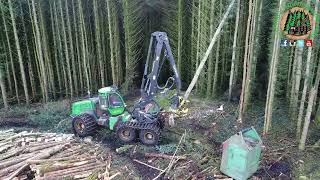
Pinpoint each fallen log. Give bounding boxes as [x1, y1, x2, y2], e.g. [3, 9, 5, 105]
[55, 145, 83, 158]
[25, 141, 65, 152]
[0, 153, 35, 169]
[39, 168, 101, 180]
[0, 148, 24, 161]
[4, 163, 29, 180]
[0, 133, 16, 141]
[0, 131, 116, 179]
[36, 159, 96, 175]
[27, 155, 95, 164]
[32, 144, 69, 160]
[0, 145, 14, 154]
[42, 163, 106, 179]
[0, 129, 14, 134]
[1, 142, 66, 163]
[0, 161, 27, 178]
[12, 174, 28, 180]
[144, 152, 186, 160]
[2, 132, 33, 143]
[0, 144, 67, 178]
[52, 146, 85, 158]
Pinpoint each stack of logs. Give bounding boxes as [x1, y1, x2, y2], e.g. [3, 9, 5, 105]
[0, 129, 116, 180]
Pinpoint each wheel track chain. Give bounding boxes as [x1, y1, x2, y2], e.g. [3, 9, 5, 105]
[121, 121, 161, 137]
[78, 114, 97, 132]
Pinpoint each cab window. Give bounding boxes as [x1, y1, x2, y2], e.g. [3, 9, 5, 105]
[99, 96, 108, 110]
[108, 93, 124, 108]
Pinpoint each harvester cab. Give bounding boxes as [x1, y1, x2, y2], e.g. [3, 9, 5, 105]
[97, 87, 125, 116]
[71, 86, 132, 137]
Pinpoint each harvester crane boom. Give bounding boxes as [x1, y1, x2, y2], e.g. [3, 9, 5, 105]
[140, 32, 181, 100]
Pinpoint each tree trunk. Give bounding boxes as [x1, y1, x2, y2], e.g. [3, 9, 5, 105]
[1, 0, 20, 104]
[296, 0, 318, 139]
[299, 87, 317, 150]
[31, 0, 49, 102]
[228, 0, 240, 101]
[263, 0, 284, 134]
[238, 0, 254, 123]
[177, 0, 183, 74]
[184, 0, 236, 100]
[78, 0, 90, 92]
[20, 1, 36, 99]
[65, 0, 78, 96]
[53, 1, 67, 96]
[243, 0, 258, 113]
[0, 66, 8, 110]
[49, 1, 62, 96]
[93, 0, 105, 87]
[114, 13, 122, 86]
[190, 0, 196, 82]
[106, 0, 117, 86]
[100, 3, 108, 86]
[72, 0, 84, 94]
[59, 0, 73, 98]
[286, 48, 294, 99]
[194, 0, 201, 93]
[212, 37, 220, 98]
[8, 0, 30, 105]
[39, 4, 55, 99]
[290, 46, 303, 121]
[4, 55, 12, 94]
[206, 0, 217, 97]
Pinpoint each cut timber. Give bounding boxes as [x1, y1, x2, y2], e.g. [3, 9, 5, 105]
[0, 130, 113, 179]
[36, 159, 96, 175]
[41, 163, 105, 178]
[0, 145, 13, 154]
[0, 161, 27, 178]
[27, 155, 95, 164]
[183, 0, 236, 100]
[40, 169, 98, 180]
[0, 148, 24, 161]
[4, 163, 29, 180]
[0, 153, 34, 169]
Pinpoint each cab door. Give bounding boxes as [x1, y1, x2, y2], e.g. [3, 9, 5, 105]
[108, 93, 125, 116]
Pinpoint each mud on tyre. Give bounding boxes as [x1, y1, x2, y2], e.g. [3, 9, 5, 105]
[72, 114, 97, 137]
[139, 125, 160, 145]
[117, 125, 137, 143]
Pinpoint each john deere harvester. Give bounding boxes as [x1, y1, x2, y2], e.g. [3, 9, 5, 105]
[71, 32, 182, 145]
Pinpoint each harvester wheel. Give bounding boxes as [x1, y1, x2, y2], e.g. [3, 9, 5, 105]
[139, 126, 160, 145]
[117, 125, 137, 143]
[72, 114, 96, 137]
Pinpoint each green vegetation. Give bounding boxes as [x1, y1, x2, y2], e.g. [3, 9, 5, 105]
[0, 100, 71, 132]
[29, 100, 71, 132]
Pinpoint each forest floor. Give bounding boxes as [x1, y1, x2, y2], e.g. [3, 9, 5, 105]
[0, 95, 320, 179]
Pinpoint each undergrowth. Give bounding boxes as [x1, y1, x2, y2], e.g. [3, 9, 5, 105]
[29, 100, 72, 132]
[0, 100, 72, 133]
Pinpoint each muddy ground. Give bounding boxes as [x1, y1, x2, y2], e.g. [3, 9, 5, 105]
[1, 97, 320, 179]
